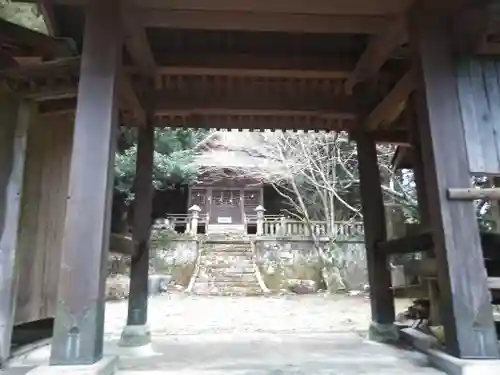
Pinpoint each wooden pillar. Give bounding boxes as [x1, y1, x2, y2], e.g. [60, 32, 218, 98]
[356, 130, 395, 328]
[409, 4, 499, 358]
[0, 98, 30, 365]
[50, 0, 122, 365]
[121, 123, 154, 347]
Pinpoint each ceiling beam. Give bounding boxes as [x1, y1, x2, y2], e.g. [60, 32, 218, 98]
[154, 66, 350, 79]
[141, 10, 390, 34]
[41, 0, 414, 16]
[345, 15, 408, 94]
[366, 68, 416, 130]
[0, 18, 73, 58]
[121, 2, 156, 77]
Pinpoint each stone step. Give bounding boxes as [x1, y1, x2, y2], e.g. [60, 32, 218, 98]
[201, 256, 253, 264]
[204, 245, 252, 252]
[201, 262, 253, 268]
[202, 250, 252, 256]
[192, 284, 263, 296]
[196, 275, 258, 283]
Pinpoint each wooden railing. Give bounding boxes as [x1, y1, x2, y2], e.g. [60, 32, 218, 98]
[260, 216, 364, 239]
[155, 213, 209, 233]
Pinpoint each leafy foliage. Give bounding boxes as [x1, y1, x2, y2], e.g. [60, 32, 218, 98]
[114, 128, 209, 202]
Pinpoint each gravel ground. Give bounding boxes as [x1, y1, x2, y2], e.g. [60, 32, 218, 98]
[104, 293, 412, 338]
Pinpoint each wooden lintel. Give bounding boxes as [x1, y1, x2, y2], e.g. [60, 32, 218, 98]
[345, 15, 408, 94]
[366, 68, 416, 130]
[141, 9, 390, 34]
[376, 232, 433, 255]
[121, 1, 156, 77]
[155, 66, 350, 79]
[40, 0, 414, 16]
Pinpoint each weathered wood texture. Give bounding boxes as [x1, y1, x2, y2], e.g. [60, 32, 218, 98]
[14, 113, 73, 325]
[0, 96, 30, 365]
[409, 5, 499, 359]
[456, 58, 500, 175]
[356, 129, 395, 324]
[126, 123, 154, 328]
[50, 0, 122, 366]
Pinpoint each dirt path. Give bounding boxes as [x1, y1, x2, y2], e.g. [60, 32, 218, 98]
[104, 294, 412, 337]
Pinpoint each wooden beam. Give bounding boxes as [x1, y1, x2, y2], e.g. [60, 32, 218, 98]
[44, 0, 415, 16]
[350, 129, 410, 145]
[376, 232, 433, 255]
[121, 1, 156, 77]
[141, 10, 390, 34]
[345, 15, 408, 94]
[155, 66, 351, 79]
[155, 53, 359, 72]
[0, 98, 31, 366]
[409, 4, 499, 359]
[366, 68, 416, 130]
[154, 94, 357, 114]
[0, 18, 73, 58]
[447, 188, 500, 201]
[356, 127, 395, 325]
[50, 0, 122, 365]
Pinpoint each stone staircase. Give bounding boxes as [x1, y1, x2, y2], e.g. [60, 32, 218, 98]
[190, 236, 266, 296]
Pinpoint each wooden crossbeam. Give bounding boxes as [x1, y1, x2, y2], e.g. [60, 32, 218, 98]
[376, 232, 433, 255]
[36, 0, 414, 16]
[141, 10, 389, 34]
[366, 68, 416, 130]
[121, 1, 156, 77]
[345, 15, 408, 94]
[349, 129, 410, 145]
[155, 66, 350, 79]
[447, 188, 500, 201]
[0, 18, 73, 58]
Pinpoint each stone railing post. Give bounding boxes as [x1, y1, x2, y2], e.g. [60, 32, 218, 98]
[255, 205, 265, 235]
[189, 205, 201, 235]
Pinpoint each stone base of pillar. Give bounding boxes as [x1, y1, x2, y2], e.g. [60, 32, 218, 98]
[118, 324, 151, 348]
[368, 322, 399, 343]
[25, 355, 117, 375]
[401, 328, 500, 375]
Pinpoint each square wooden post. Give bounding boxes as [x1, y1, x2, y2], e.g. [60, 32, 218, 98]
[50, 0, 122, 365]
[356, 129, 396, 341]
[120, 123, 154, 348]
[0, 98, 31, 366]
[409, 4, 499, 359]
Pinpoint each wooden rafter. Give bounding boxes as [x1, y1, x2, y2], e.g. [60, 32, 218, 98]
[345, 15, 408, 94]
[366, 68, 416, 130]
